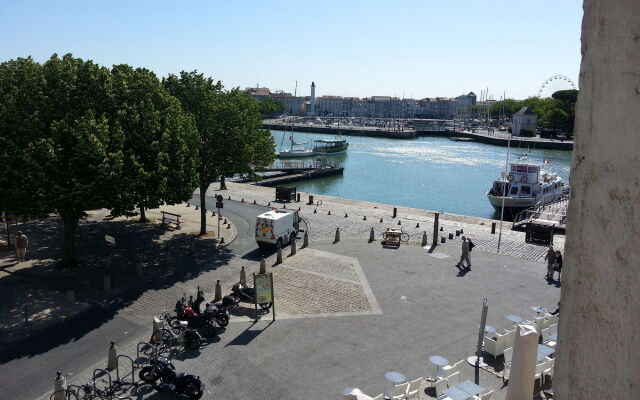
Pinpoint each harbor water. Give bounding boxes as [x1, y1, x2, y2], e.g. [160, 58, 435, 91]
[271, 130, 572, 219]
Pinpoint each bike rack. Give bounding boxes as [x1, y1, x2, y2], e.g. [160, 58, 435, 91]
[116, 354, 136, 384]
[92, 368, 112, 395]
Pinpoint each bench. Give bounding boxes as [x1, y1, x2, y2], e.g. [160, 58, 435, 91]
[161, 211, 182, 228]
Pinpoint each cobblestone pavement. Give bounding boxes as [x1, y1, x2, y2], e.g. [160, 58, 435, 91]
[200, 183, 565, 263]
[34, 234, 560, 400]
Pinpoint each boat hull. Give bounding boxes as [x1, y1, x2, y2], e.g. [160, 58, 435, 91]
[278, 150, 316, 158]
[314, 149, 348, 155]
[486, 193, 536, 215]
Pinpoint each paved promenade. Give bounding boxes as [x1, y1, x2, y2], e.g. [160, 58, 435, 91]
[203, 182, 565, 263]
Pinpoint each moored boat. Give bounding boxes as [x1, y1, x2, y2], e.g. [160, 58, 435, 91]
[312, 139, 349, 155]
[486, 163, 567, 215]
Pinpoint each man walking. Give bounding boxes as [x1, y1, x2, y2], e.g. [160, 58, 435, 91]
[544, 245, 556, 280]
[456, 235, 471, 270]
[16, 230, 28, 262]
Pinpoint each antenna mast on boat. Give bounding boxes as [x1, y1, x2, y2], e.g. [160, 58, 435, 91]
[294, 80, 297, 97]
[497, 91, 510, 254]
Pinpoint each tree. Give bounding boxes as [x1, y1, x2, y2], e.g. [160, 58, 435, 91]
[257, 97, 285, 118]
[0, 54, 123, 267]
[553, 90, 579, 134]
[164, 72, 276, 235]
[542, 108, 569, 133]
[108, 65, 199, 221]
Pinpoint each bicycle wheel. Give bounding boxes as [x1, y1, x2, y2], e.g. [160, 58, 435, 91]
[111, 381, 136, 399]
[50, 389, 79, 400]
[400, 233, 410, 242]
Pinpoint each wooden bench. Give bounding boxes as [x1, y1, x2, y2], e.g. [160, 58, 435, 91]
[161, 211, 182, 228]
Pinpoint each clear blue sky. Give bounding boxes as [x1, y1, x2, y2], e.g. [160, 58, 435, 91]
[0, 0, 583, 100]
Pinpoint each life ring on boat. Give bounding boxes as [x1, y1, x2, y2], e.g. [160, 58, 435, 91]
[520, 175, 528, 183]
[507, 174, 514, 182]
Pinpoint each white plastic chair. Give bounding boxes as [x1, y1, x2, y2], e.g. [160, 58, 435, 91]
[534, 360, 549, 384]
[441, 359, 464, 379]
[532, 316, 546, 332]
[406, 377, 422, 399]
[542, 359, 554, 386]
[389, 382, 409, 400]
[483, 333, 505, 358]
[502, 329, 516, 349]
[503, 347, 513, 381]
[474, 389, 494, 400]
[446, 371, 460, 387]
[435, 378, 448, 399]
[541, 328, 557, 348]
[549, 323, 558, 337]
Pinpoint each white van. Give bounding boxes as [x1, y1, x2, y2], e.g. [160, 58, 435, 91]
[255, 209, 300, 248]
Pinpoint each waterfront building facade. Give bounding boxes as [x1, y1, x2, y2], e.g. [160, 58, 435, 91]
[512, 106, 538, 135]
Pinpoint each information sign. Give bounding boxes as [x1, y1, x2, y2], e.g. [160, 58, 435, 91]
[254, 273, 273, 303]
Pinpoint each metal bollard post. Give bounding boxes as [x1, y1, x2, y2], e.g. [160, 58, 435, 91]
[214, 280, 222, 302]
[107, 341, 117, 370]
[334, 228, 340, 243]
[369, 228, 375, 243]
[455, 230, 460, 236]
[276, 246, 283, 264]
[53, 371, 65, 400]
[491, 222, 496, 234]
[422, 232, 428, 247]
[449, 233, 454, 239]
[393, 207, 397, 218]
[308, 195, 314, 205]
[441, 236, 446, 243]
[296, 193, 301, 202]
[240, 266, 247, 286]
[303, 231, 309, 248]
[432, 213, 440, 246]
[290, 239, 297, 256]
[260, 258, 266, 274]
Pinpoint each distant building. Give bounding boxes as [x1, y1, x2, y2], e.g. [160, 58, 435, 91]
[512, 107, 538, 136]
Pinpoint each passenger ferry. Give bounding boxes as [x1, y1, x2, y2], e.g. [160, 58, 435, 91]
[486, 163, 567, 215]
[312, 139, 349, 155]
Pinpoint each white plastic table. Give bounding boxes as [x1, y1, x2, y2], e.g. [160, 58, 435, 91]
[443, 386, 473, 400]
[457, 380, 485, 397]
[384, 371, 406, 384]
[428, 356, 449, 380]
[506, 314, 524, 323]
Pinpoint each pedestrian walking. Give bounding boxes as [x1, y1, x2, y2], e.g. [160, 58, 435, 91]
[554, 250, 563, 281]
[16, 231, 28, 262]
[456, 235, 472, 270]
[544, 245, 556, 279]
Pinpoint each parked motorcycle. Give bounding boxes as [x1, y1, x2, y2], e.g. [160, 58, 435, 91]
[175, 295, 229, 329]
[151, 316, 203, 350]
[231, 282, 272, 310]
[139, 356, 204, 399]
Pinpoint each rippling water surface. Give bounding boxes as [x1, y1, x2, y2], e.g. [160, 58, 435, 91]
[271, 130, 572, 219]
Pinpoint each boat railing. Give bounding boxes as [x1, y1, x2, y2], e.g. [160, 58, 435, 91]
[267, 159, 343, 171]
[512, 192, 570, 229]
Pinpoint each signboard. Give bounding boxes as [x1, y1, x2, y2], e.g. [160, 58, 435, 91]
[254, 273, 273, 304]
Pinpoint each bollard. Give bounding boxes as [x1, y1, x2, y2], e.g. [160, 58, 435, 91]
[212, 211, 216, 216]
[223, 218, 227, 224]
[460, 229, 464, 234]
[455, 230, 460, 236]
[186, 202, 190, 207]
[103, 274, 112, 295]
[195, 205, 199, 210]
[67, 287, 75, 303]
[441, 236, 446, 243]
[260, 258, 266, 274]
[314, 209, 317, 213]
[380, 218, 383, 223]
[228, 196, 231, 200]
[397, 220, 401, 225]
[308, 195, 314, 205]
[416, 223, 420, 228]
[283, 204, 286, 209]
[107, 341, 117, 370]
[449, 233, 454, 239]
[440, 226, 444, 231]
[240, 266, 247, 286]
[298, 207, 301, 211]
[363, 216, 367, 221]
[303, 231, 309, 248]
[297, 193, 301, 202]
[276, 246, 283, 264]
[220, 237, 225, 244]
[392, 207, 397, 218]
[290, 239, 297, 256]
[345, 213, 348, 218]
[253, 199, 257, 204]
[328, 210, 331, 215]
[241, 198, 244, 202]
[422, 232, 428, 247]
[136, 261, 143, 277]
[334, 228, 340, 243]
[432, 212, 440, 246]
[369, 228, 375, 243]
[214, 280, 222, 302]
[491, 222, 496, 234]
[226, 223, 231, 229]
[53, 371, 65, 400]
[268, 202, 271, 206]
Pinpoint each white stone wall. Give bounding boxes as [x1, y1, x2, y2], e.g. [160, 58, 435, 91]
[555, 1, 640, 398]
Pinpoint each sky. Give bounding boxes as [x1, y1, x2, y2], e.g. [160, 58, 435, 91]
[0, 0, 583, 100]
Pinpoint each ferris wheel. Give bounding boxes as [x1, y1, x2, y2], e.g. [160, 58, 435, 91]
[537, 75, 578, 98]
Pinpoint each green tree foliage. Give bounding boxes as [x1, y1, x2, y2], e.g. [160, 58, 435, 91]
[109, 65, 199, 221]
[0, 54, 123, 267]
[0, 54, 200, 267]
[257, 97, 285, 118]
[164, 72, 276, 235]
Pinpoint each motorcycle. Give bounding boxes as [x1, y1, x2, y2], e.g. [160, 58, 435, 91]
[231, 282, 272, 310]
[175, 295, 230, 329]
[139, 356, 204, 400]
[151, 316, 203, 350]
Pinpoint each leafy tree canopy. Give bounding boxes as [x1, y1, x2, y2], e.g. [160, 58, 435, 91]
[257, 97, 285, 118]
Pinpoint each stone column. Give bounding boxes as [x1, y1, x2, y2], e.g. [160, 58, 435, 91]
[555, 2, 640, 399]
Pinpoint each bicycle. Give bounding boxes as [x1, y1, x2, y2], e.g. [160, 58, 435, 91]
[50, 378, 136, 400]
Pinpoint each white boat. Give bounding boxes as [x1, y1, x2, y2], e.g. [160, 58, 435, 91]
[278, 127, 315, 158]
[486, 163, 568, 215]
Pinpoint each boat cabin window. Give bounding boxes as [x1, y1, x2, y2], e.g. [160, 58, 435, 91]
[516, 165, 528, 173]
[510, 186, 518, 195]
[521, 186, 531, 195]
[527, 166, 538, 173]
[510, 165, 517, 172]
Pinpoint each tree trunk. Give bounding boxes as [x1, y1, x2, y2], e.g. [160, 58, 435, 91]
[139, 206, 146, 222]
[219, 176, 227, 190]
[199, 184, 208, 235]
[62, 214, 80, 268]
